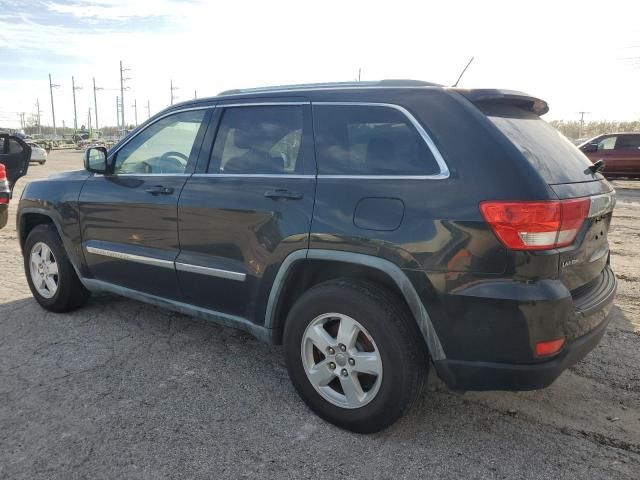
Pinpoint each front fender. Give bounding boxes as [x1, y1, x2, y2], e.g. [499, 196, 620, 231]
[18, 171, 90, 277]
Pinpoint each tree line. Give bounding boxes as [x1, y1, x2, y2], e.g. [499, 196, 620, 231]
[549, 120, 640, 141]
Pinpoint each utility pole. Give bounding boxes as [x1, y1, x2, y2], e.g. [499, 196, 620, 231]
[170, 79, 178, 105]
[358, 68, 361, 82]
[145, 100, 150, 119]
[36, 99, 43, 136]
[93, 77, 103, 132]
[72, 76, 82, 131]
[49, 73, 60, 137]
[119, 60, 130, 129]
[577, 111, 590, 138]
[116, 96, 120, 136]
[194, 90, 197, 99]
[88, 107, 92, 132]
[132, 99, 138, 126]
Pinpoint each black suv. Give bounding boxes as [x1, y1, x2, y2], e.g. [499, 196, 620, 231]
[17, 80, 617, 432]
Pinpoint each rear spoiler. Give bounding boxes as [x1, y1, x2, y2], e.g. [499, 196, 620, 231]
[451, 88, 549, 116]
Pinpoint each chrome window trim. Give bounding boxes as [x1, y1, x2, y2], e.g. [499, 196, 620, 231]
[191, 173, 313, 179]
[312, 101, 450, 180]
[85, 246, 175, 269]
[218, 102, 310, 107]
[175, 262, 246, 282]
[92, 173, 192, 178]
[108, 105, 213, 162]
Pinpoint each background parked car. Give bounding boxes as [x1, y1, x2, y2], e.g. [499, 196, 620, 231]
[579, 133, 640, 178]
[27, 142, 47, 165]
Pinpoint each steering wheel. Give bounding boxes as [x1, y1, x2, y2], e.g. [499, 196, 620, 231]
[157, 151, 188, 173]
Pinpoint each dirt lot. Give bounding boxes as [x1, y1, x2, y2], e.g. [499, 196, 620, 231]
[1, 150, 639, 479]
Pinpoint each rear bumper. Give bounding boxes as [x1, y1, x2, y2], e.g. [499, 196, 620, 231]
[434, 266, 617, 391]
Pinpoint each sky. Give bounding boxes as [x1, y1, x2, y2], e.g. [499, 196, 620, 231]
[1, 0, 639, 129]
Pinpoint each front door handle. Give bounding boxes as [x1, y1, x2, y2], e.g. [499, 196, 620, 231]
[145, 185, 174, 195]
[264, 189, 304, 200]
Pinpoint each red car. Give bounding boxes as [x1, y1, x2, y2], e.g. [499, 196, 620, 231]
[579, 133, 640, 178]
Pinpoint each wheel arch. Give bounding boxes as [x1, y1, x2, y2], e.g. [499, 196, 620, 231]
[18, 208, 86, 281]
[265, 249, 445, 360]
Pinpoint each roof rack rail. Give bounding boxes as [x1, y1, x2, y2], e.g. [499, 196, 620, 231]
[218, 79, 441, 96]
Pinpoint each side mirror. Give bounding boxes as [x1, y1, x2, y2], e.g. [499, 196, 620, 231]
[84, 147, 110, 174]
[583, 143, 598, 153]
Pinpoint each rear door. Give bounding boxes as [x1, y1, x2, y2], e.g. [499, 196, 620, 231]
[177, 100, 316, 321]
[0, 134, 30, 191]
[611, 134, 640, 175]
[79, 108, 210, 299]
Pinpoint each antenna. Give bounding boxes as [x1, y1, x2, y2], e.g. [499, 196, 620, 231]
[453, 56, 475, 87]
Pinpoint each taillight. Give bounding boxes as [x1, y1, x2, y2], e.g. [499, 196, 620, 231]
[0, 163, 6, 182]
[535, 337, 565, 357]
[480, 198, 590, 251]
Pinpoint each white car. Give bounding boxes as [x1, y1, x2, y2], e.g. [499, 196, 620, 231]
[27, 143, 47, 165]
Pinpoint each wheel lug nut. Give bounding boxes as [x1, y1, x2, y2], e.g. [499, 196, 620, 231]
[328, 362, 336, 370]
[348, 358, 355, 366]
[327, 347, 335, 355]
[339, 344, 346, 352]
[341, 369, 348, 376]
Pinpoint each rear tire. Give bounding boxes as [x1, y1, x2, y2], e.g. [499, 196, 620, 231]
[283, 278, 428, 433]
[24, 224, 90, 312]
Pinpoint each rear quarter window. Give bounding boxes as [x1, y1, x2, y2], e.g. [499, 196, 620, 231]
[313, 104, 440, 175]
[483, 104, 595, 184]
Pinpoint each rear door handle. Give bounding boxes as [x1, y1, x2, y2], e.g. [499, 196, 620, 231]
[145, 185, 174, 195]
[264, 189, 304, 200]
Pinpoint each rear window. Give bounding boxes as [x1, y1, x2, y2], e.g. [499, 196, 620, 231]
[483, 104, 595, 184]
[313, 105, 440, 175]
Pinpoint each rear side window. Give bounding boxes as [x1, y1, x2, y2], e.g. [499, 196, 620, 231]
[313, 105, 440, 175]
[616, 135, 640, 150]
[7, 138, 24, 154]
[483, 104, 594, 184]
[210, 105, 305, 174]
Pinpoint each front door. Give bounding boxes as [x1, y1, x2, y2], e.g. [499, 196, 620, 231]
[611, 134, 640, 176]
[177, 101, 316, 322]
[79, 108, 211, 299]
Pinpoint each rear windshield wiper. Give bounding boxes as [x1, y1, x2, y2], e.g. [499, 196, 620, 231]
[586, 159, 605, 175]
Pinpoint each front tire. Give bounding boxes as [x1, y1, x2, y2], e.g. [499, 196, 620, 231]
[283, 279, 428, 433]
[24, 224, 90, 312]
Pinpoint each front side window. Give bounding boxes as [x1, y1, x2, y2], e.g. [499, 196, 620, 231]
[114, 110, 206, 174]
[597, 136, 617, 151]
[313, 105, 440, 175]
[210, 105, 304, 174]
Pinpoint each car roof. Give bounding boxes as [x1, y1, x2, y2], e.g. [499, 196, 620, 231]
[159, 80, 548, 118]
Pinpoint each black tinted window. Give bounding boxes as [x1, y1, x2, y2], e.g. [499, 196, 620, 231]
[211, 106, 305, 174]
[616, 135, 640, 150]
[484, 104, 595, 184]
[8, 138, 24, 154]
[313, 105, 439, 175]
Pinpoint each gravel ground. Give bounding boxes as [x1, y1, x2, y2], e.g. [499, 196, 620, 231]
[1, 151, 639, 479]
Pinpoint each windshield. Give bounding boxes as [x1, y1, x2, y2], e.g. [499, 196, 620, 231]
[483, 104, 597, 184]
